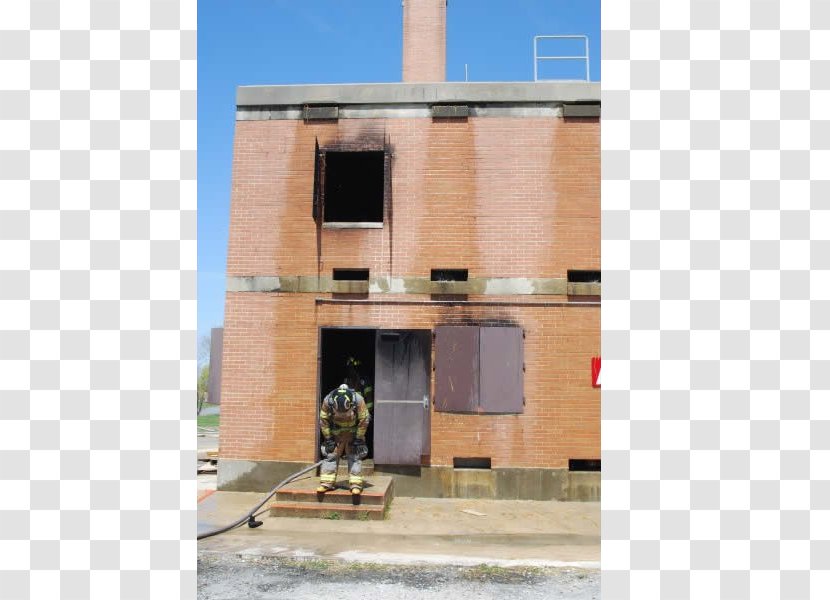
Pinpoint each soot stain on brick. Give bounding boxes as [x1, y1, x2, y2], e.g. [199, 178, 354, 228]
[421, 114, 479, 311]
[318, 124, 397, 275]
[435, 316, 522, 328]
[321, 123, 388, 153]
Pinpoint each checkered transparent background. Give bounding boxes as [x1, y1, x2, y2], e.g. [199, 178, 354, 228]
[2, 0, 829, 598]
[0, 1, 196, 598]
[602, 1, 830, 598]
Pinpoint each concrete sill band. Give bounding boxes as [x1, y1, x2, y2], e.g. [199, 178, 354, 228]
[316, 298, 600, 308]
[227, 275, 600, 297]
[322, 222, 384, 229]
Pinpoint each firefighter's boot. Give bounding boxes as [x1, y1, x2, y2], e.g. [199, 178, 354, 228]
[317, 471, 337, 495]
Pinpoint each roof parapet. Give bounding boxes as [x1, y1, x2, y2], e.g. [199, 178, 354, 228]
[237, 81, 600, 108]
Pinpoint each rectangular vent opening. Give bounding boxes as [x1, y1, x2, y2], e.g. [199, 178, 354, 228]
[567, 270, 601, 283]
[303, 104, 339, 121]
[569, 459, 601, 472]
[333, 269, 370, 281]
[432, 104, 470, 118]
[431, 269, 469, 282]
[453, 457, 491, 469]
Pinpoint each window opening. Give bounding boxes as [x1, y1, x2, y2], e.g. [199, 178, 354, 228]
[453, 457, 491, 469]
[567, 270, 601, 283]
[431, 269, 469, 282]
[333, 269, 370, 281]
[569, 459, 601, 472]
[323, 151, 384, 223]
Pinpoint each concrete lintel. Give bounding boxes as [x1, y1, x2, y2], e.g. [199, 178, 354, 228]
[237, 81, 601, 108]
[227, 275, 600, 297]
[237, 103, 565, 121]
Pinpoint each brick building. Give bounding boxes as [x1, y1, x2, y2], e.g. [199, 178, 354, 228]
[218, 0, 600, 500]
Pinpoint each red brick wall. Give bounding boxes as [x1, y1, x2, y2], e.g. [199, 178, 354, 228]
[221, 113, 600, 469]
[402, 0, 446, 82]
[226, 117, 600, 279]
[220, 293, 600, 468]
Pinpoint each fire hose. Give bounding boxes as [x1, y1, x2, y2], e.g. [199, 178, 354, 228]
[197, 459, 325, 541]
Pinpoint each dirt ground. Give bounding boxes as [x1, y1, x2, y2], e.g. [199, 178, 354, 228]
[198, 554, 600, 600]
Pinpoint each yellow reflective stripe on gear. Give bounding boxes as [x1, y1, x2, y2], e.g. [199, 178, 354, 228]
[348, 475, 363, 484]
[319, 402, 333, 438]
[320, 472, 336, 483]
[356, 399, 370, 439]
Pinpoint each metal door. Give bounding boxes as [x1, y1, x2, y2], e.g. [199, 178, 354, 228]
[373, 330, 431, 465]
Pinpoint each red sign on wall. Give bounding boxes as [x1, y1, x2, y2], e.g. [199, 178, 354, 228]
[591, 357, 601, 388]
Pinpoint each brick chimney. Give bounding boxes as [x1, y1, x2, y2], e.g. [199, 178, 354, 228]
[402, 0, 447, 82]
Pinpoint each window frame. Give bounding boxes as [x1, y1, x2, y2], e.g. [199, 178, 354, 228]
[313, 145, 388, 227]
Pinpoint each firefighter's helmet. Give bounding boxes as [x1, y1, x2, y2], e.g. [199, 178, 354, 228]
[332, 384, 355, 413]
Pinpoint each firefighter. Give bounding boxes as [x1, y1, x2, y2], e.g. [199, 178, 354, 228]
[344, 356, 373, 414]
[318, 384, 370, 495]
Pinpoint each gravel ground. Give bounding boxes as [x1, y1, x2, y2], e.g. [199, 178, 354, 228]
[198, 553, 600, 600]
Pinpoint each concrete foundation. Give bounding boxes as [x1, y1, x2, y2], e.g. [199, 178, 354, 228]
[218, 459, 600, 502]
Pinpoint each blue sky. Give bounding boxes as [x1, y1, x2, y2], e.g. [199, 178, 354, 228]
[197, 0, 601, 341]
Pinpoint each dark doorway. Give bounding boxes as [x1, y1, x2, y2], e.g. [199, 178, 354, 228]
[319, 328, 377, 458]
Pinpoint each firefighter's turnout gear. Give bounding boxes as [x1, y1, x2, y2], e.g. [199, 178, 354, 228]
[345, 357, 373, 414]
[318, 384, 370, 493]
[352, 438, 368, 460]
[322, 436, 337, 455]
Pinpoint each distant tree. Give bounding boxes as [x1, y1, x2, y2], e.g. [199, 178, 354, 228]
[198, 334, 212, 368]
[197, 364, 210, 415]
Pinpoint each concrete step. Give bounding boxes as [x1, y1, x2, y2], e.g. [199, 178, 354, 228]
[269, 501, 386, 521]
[276, 475, 392, 507]
[271, 475, 393, 520]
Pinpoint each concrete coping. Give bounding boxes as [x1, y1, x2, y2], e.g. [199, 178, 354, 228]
[237, 81, 601, 108]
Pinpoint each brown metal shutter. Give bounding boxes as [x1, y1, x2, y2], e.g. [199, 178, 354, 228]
[434, 326, 479, 413]
[479, 327, 524, 414]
